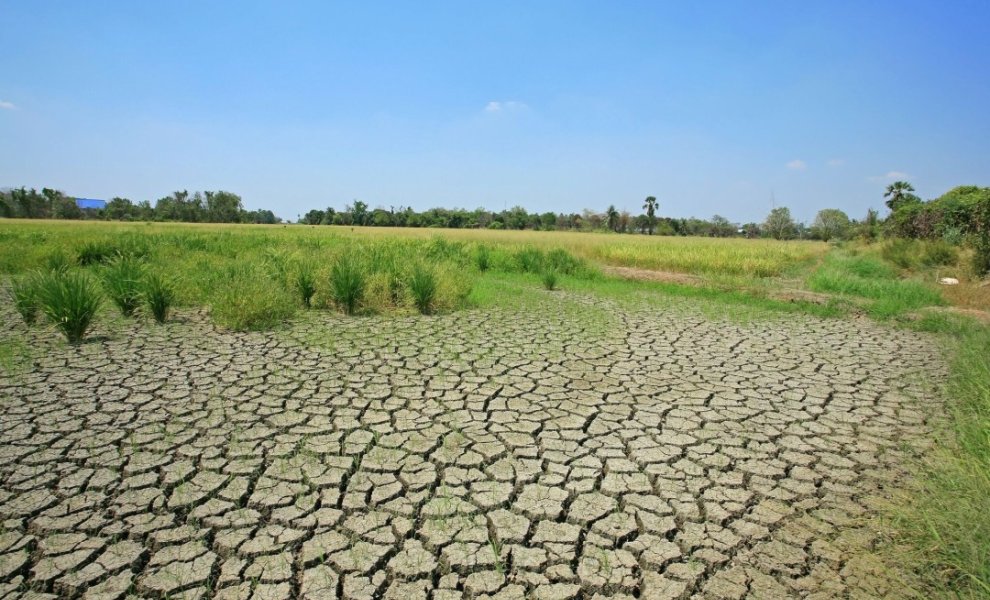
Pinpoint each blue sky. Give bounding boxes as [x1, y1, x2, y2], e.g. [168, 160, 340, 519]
[1, 1, 988, 223]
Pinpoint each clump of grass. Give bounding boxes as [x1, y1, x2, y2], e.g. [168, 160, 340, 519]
[329, 257, 365, 315]
[10, 273, 40, 324]
[542, 270, 559, 291]
[211, 274, 296, 330]
[77, 240, 118, 266]
[143, 272, 176, 323]
[475, 245, 491, 272]
[45, 249, 73, 274]
[891, 325, 990, 597]
[35, 270, 103, 344]
[922, 240, 958, 268]
[293, 263, 318, 308]
[515, 247, 544, 273]
[101, 258, 145, 317]
[408, 264, 438, 314]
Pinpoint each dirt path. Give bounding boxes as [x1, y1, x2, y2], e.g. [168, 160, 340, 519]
[0, 294, 941, 599]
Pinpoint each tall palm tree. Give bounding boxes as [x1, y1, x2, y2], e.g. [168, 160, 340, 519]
[643, 196, 658, 235]
[884, 181, 916, 211]
[606, 205, 619, 232]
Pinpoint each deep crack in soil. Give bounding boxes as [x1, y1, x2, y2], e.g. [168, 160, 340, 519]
[0, 292, 943, 599]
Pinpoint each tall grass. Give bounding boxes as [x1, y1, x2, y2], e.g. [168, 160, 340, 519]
[143, 272, 176, 324]
[211, 268, 296, 330]
[892, 324, 990, 597]
[101, 258, 145, 317]
[35, 270, 103, 343]
[293, 262, 317, 308]
[408, 264, 438, 314]
[10, 273, 40, 324]
[329, 257, 365, 315]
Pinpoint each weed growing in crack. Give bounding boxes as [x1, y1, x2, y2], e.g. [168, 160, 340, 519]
[489, 535, 505, 574]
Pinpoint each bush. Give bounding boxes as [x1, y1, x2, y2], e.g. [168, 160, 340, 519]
[973, 234, 990, 278]
[10, 273, 40, 324]
[330, 257, 365, 315]
[408, 264, 438, 314]
[882, 239, 920, 270]
[921, 240, 959, 268]
[545, 248, 582, 275]
[143, 272, 176, 323]
[35, 270, 103, 343]
[293, 263, 317, 308]
[101, 258, 145, 316]
[542, 270, 559, 291]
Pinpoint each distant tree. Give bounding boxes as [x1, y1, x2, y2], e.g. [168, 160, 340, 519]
[606, 205, 619, 232]
[884, 181, 920, 212]
[320, 207, 336, 225]
[349, 200, 369, 226]
[617, 210, 631, 233]
[741, 223, 761, 238]
[643, 196, 659, 235]
[105, 197, 136, 220]
[709, 215, 735, 237]
[634, 214, 650, 234]
[206, 191, 243, 223]
[53, 196, 83, 219]
[811, 209, 850, 241]
[302, 209, 324, 225]
[763, 207, 797, 240]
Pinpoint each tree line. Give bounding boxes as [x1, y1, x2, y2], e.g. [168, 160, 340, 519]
[0, 188, 281, 224]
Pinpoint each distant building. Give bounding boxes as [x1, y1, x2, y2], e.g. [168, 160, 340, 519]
[75, 198, 107, 210]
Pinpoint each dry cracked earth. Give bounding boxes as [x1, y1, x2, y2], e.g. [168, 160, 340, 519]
[0, 292, 941, 599]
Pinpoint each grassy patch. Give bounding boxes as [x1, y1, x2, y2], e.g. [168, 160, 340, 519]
[890, 322, 990, 598]
[35, 270, 103, 343]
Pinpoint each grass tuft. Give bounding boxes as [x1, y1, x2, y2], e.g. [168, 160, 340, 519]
[35, 270, 103, 344]
[10, 273, 40, 324]
[293, 262, 318, 308]
[329, 257, 365, 315]
[101, 257, 145, 317]
[408, 264, 438, 314]
[143, 272, 176, 323]
[542, 270, 559, 291]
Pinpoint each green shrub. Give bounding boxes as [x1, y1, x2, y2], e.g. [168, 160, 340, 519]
[408, 264, 438, 314]
[211, 275, 296, 330]
[294, 263, 317, 308]
[10, 273, 40, 324]
[972, 234, 990, 278]
[35, 270, 103, 343]
[882, 239, 920, 270]
[545, 248, 581, 275]
[921, 240, 958, 267]
[101, 258, 145, 317]
[475, 245, 491, 272]
[330, 257, 365, 315]
[143, 272, 176, 323]
[542, 270, 559, 291]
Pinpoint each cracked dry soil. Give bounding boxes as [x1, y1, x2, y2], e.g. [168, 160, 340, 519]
[0, 293, 941, 599]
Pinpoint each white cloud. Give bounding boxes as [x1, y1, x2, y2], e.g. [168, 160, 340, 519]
[869, 170, 912, 182]
[0, 101, 15, 110]
[786, 159, 807, 170]
[484, 100, 528, 113]
[826, 158, 844, 167]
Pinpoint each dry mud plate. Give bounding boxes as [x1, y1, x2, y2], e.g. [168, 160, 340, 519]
[0, 293, 941, 599]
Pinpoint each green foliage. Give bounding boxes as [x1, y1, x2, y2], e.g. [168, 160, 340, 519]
[810, 208, 850, 241]
[77, 240, 116, 265]
[101, 258, 145, 316]
[143, 272, 176, 323]
[211, 270, 296, 330]
[35, 270, 103, 343]
[514, 247, 544, 273]
[973, 234, 990, 278]
[329, 257, 366, 315]
[10, 273, 40, 324]
[407, 264, 438, 314]
[542, 270, 559, 291]
[921, 240, 958, 267]
[475, 245, 491, 272]
[763, 207, 797, 240]
[882, 239, 922, 270]
[892, 325, 990, 597]
[293, 263, 317, 308]
[45, 249, 73, 274]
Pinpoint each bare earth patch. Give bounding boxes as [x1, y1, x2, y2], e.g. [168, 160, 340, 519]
[0, 293, 942, 599]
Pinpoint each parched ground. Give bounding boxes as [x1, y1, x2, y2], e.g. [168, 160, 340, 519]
[0, 292, 941, 599]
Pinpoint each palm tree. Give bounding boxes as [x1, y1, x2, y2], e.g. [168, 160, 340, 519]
[643, 196, 658, 235]
[606, 205, 619, 232]
[884, 181, 916, 212]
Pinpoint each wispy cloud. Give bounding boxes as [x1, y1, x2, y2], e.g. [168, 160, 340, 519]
[869, 170, 912, 182]
[826, 158, 844, 167]
[786, 159, 807, 170]
[0, 101, 15, 110]
[484, 100, 528, 113]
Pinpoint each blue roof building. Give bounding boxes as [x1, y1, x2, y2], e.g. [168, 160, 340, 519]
[75, 198, 107, 210]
